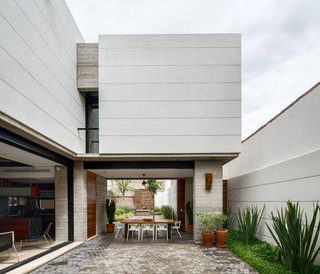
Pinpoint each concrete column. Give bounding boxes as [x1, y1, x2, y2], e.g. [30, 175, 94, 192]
[73, 161, 87, 241]
[55, 166, 68, 242]
[193, 160, 223, 243]
[96, 175, 107, 234]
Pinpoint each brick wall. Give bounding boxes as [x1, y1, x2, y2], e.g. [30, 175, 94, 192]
[134, 189, 153, 209]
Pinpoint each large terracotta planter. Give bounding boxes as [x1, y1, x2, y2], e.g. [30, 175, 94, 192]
[106, 223, 115, 233]
[201, 232, 213, 247]
[214, 229, 228, 247]
[186, 224, 193, 234]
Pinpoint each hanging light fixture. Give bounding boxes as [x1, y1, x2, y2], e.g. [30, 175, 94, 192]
[142, 173, 146, 186]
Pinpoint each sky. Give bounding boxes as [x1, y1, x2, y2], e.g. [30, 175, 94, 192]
[65, 0, 320, 140]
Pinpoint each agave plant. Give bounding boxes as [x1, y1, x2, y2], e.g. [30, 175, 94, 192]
[236, 205, 265, 244]
[266, 201, 320, 273]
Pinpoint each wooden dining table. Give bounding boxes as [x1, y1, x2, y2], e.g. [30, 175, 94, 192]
[121, 218, 175, 239]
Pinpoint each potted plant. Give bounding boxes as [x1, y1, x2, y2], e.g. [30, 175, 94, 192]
[213, 213, 228, 247]
[185, 201, 193, 234]
[196, 212, 214, 247]
[106, 198, 116, 233]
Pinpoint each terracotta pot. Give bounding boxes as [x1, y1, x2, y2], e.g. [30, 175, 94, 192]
[106, 223, 115, 233]
[201, 231, 213, 247]
[186, 224, 193, 234]
[214, 229, 228, 247]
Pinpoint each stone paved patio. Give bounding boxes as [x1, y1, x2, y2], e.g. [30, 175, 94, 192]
[30, 232, 258, 274]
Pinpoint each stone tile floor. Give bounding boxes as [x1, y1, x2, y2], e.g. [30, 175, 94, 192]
[30, 232, 258, 274]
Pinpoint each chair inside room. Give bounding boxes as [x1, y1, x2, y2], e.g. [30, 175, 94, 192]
[126, 224, 141, 241]
[140, 224, 155, 241]
[0, 231, 19, 262]
[20, 222, 53, 250]
[171, 220, 182, 238]
[114, 222, 124, 238]
[155, 223, 168, 240]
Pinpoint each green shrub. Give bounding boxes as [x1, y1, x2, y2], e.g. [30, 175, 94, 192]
[267, 201, 320, 273]
[106, 199, 116, 224]
[251, 241, 282, 263]
[186, 201, 193, 225]
[236, 205, 265, 244]
[115, 212, 133, 222]
[161, 205, 176, 219]
[227, 230, 293, 274]
[150, 207, 162, 215]
[114, 206, 134, 221]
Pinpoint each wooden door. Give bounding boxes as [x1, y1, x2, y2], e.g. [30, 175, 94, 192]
[223, 180, 227, 214]
[87, 171, 96, 238]
[177, 179, 185, 231]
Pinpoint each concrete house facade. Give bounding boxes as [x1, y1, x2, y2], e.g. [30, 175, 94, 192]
[0, 0, 241, 253]
[224, 83, 320, 262]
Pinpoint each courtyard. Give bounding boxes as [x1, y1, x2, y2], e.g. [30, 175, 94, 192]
[27, 232, 257, 274]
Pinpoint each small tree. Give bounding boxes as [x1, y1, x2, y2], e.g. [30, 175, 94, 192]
[196, 212, 215, 232]
[144, 180, 161, 196]
[116, 180, 134, 197]
[144, 180, 162, 219]
[214, 213, 227, 230]
[107, 189, 116, 200]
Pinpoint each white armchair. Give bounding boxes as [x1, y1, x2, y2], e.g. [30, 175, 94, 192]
[141, 224, 155, 241]
[155, 223, 168, 240]
[171, 220, 182, 238]
[126, 224, 141, 241]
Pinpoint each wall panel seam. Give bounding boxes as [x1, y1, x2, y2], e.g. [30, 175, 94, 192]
[15, 1, 78, 85]
[6, 3, 83, 109]
[99, 134, 241, 137]
[0, 77, 85, 143]
[99, 64, 241, 67]
[32, 0, 76, 66]
[0, 44, 85, 126]
[99, 46, 241, 50]
[228, 174, 320, 191]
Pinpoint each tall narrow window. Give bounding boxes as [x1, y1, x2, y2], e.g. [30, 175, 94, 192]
[84, 92, 99, 153]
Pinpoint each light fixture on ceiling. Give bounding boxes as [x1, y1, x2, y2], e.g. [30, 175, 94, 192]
[142, 173, 146, 186]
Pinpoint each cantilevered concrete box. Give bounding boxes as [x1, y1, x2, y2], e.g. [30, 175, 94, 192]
[98, 34, 241, 155]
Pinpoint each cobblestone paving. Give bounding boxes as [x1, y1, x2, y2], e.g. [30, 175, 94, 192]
[30, 232, 258, 274]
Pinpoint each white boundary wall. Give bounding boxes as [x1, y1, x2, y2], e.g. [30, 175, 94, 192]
[224, 83, 320, 262]
[155, 180, 177, 213]
[0, 0, 86, 153]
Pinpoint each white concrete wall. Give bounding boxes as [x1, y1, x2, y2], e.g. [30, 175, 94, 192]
[155, 180, 177, 214]
[224, 84, 320, 261]
[99, 34, 241, 154]
[0, 0, 86, 153]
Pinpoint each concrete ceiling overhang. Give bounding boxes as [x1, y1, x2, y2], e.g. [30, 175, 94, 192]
[0, 141, 60, 180]
[91, 168, 194, 180]
[80, 153, 239, 179]
[84, 160, 194, 179]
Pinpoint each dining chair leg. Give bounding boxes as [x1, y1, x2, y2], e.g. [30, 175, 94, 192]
[177, 229, 181, 238]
